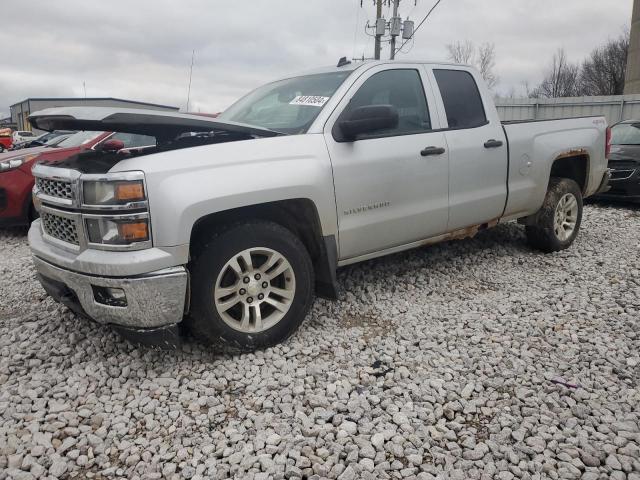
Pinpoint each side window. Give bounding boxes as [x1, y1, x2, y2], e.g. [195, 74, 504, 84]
[342, 69, 431, 137]
[111, 133, 156, 148]
[433, 69, 487, 129]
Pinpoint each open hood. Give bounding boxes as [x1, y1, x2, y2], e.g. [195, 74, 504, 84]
[28, 107, 283, 141]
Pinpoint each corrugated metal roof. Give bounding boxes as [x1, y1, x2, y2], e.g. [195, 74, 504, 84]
[10, 97, 178, 110]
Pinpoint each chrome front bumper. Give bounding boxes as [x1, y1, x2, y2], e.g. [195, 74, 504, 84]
[33, 256, 188, 329]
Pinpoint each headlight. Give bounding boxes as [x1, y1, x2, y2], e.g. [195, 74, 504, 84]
[85, 216, 150, 246]
[0, 154, 37, 172]
[83, 179, 146, 206]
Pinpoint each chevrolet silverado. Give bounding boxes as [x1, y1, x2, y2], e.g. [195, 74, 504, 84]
[27, 60, 611, 350]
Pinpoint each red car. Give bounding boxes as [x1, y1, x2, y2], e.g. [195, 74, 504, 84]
[0, 128, 12, 153]
[0, 131, 155, 226]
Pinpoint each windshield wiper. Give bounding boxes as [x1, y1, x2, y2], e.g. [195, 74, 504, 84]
[264, 128, 288, 136]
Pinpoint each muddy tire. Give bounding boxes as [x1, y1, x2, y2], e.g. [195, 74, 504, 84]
[187, 221, 314, 351]
[526, 177, 583, 253]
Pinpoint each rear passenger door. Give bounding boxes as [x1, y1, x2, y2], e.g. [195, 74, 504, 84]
[430, 67, 508, 230]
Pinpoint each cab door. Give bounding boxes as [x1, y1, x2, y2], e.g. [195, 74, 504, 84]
[429, 67, 508, 230]
[324, 65, 449, 260]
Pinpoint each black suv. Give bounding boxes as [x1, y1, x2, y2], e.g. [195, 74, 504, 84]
[597, 120, 640, 202]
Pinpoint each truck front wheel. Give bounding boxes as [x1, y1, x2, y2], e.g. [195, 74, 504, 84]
[188, 221, 314, 351]
[525, 177, 583, 253]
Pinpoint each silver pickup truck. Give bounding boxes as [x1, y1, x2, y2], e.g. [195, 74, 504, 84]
[27, 60, 611, 350]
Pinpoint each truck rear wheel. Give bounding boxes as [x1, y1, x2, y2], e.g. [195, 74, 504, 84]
[525, 177, 583, 253]
[188, 221, 314, 351]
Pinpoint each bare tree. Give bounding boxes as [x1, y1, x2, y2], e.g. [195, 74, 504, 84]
[446, 40, 499, 89]
[521, 81, 537, 99]
[477, 43, 498, 89]
[446, 40, 475, 64]
[579, 31, 629, 96]
[531, 49, 581, 98]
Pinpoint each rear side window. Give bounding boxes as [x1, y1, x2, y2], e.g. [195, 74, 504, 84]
[433, 69, 487, 129]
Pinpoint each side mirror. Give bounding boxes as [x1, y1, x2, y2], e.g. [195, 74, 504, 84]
[100, 139, 125, 152]
[337, 105, 399, 141]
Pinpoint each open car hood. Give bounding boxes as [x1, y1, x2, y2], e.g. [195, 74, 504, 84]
[28, 107, 282, 141]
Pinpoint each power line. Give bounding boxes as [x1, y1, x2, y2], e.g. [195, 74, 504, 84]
[397, 35, 415, 55]
[394, 0, 444, 56]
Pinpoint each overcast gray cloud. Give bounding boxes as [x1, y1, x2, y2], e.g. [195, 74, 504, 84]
[0, 0, 634, 118]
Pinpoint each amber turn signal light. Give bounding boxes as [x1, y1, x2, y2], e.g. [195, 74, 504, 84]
[115, 181, 145, 202]
[117, 221, 149, 242]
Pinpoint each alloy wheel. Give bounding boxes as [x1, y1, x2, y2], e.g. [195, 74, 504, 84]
[554, 193, 578, 241]
[214, 247, 296, 333]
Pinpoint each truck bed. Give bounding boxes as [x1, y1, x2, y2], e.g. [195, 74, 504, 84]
[501, 116, 608, 220]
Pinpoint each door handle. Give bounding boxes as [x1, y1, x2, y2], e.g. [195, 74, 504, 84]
[484, 139, 503, 148]
[420, 146, 446, 156]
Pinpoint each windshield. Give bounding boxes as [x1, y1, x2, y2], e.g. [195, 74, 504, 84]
[36, 133, 55, 143]
[45, 135, 72, 147]
[611, 123, 640, 146]
[56, 131, 103, 148]
[219, 71, 352, 134]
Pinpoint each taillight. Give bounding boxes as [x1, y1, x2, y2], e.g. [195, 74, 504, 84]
[605, 126, 612, 158]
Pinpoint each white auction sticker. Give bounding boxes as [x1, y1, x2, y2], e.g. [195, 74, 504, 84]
[289, 95, 330, 107]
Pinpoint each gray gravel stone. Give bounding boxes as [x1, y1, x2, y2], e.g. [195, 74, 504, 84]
[370, 433, 385, 450]
[607, 454, 623, 470]
[340, 420, 358, 435]
[338, 465, 356, 480]
[0, 205, 639, 479]
[49, 460, 68, 477]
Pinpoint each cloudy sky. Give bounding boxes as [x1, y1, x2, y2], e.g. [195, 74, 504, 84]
[0, 0, 634, 118]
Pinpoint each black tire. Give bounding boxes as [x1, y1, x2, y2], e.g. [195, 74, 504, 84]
[525, 177, 583, 253]
[0, 145, 4, 153]
[187, 220, 314, 351]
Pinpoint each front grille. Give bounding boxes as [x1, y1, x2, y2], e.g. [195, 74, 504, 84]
[41, 212, 79, 245]
[36, 178, 74, 200]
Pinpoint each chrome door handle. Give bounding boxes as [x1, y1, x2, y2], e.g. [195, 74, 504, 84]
[484, 139, 503, 148]
[420, 146, 446, 156]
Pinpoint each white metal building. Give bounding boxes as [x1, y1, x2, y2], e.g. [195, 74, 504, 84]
[496, 95, 640, 125]
[10, 98, 179, 134]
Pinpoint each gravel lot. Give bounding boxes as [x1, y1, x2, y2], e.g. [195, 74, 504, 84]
[1, 203, 639, 480]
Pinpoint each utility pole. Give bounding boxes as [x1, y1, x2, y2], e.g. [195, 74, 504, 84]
[625, 0, 640, 93]
[374, 0, 383, 60]
[365, 0, 416, 61]
[389, 0, 400, 60]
